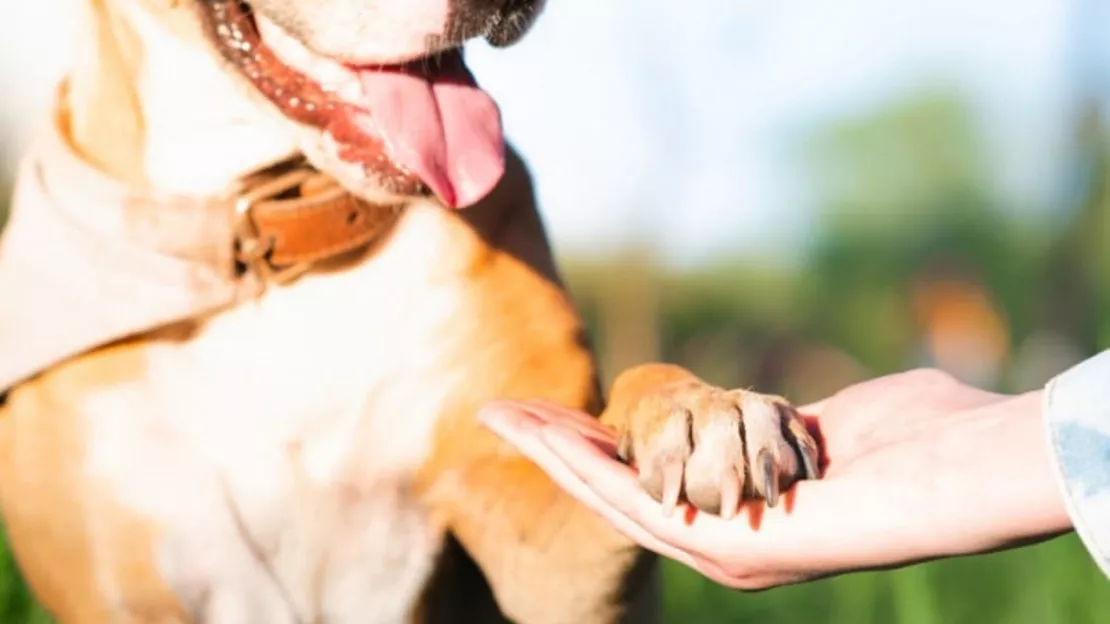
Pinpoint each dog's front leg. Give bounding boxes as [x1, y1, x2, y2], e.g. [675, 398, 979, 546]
[415, 364, 656, 624]
[415, 359, 821, 624]
[421, 442, 656, 624]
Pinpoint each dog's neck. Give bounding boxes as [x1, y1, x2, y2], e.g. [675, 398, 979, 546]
[64, 0, 299, 196]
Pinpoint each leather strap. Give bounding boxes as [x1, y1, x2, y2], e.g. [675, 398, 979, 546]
[232, 160, 404, 282]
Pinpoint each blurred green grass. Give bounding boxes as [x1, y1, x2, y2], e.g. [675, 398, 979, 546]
[2, 524, 1107, 622]
[660, 535, 1110, 623]
[0, 528, 51, 624]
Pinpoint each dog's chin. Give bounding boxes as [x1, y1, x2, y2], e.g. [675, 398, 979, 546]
[293, 131, 416, 207]
[197, 0, 526, 209]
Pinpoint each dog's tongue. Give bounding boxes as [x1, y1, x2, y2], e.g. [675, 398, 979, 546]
[354, 58, 504, 209]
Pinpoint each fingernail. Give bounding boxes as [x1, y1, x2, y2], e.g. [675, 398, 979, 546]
[534, 421, 572, 448]
[542, 421, 625, 463]
[479, 404, 546, 442]
[477, 405, 513, 435]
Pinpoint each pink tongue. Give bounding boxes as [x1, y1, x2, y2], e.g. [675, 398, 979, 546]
[354, 62, 505, 209]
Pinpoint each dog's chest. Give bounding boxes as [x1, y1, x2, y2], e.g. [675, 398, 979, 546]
[83, 206, 484, 622]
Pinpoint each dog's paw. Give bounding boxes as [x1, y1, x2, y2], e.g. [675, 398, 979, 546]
[614, 381, 819, 517]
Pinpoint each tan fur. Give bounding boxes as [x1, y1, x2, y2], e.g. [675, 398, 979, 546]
[0, 341, 190, 623]
[0, 1, 816, 622]
[67, 0, 147, 185]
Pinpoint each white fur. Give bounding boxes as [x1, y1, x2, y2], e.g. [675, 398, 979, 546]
[72, 3, 496, 621]
[113, 1, 300, 195]
[250, 0, 454, 64]
[84, 202, 478, 623]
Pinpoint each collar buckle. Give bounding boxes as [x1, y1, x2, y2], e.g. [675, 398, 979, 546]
[232, 164, 314, 289]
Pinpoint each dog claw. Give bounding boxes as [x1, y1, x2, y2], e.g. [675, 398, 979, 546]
[786, 415, 820, 480]
[617, 431, 633, 465]
[660, 460, 683, 517]
[800, 444, 819, 480]
[757, 449, 778, 508]
[720, 469, 741, 520]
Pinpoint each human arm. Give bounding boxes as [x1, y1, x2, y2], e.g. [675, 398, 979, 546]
[478, 367, 1083, 589]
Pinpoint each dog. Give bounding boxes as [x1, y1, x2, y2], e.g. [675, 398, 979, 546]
[0, 1, 820, 622]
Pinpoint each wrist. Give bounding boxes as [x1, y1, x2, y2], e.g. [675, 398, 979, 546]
[944, 391, 1072, 556]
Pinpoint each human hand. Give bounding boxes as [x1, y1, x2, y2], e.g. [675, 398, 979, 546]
[478, 369, 1073, 589]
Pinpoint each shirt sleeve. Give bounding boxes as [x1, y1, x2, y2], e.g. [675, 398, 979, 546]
[1044, 348, 1110, 578]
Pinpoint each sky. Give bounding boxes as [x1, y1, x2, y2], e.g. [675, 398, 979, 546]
[0, 0, 1096, 265]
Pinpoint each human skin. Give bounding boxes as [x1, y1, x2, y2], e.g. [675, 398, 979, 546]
[478, 368, 1075, 590]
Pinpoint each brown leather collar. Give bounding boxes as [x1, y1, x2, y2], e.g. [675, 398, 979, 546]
[231, 157, 404, 286]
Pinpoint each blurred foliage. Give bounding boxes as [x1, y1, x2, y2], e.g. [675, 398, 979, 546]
[661, 534, 1110, 624]
[0, 86, 1108, 622]
[0, 532, 50, 624]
